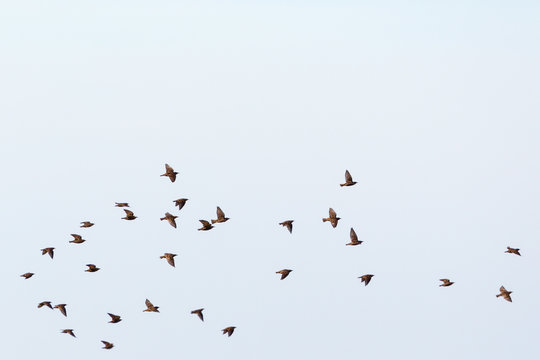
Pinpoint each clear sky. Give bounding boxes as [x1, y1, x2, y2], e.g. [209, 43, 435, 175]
[1, 1, 539, 359]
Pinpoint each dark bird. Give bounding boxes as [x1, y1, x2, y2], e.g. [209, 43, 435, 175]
[222, 326, 236, 337]
[198, 220, 214, 231]
[496, 286, 513, 302]
[276, 269, 293, 280]
[38, 301, 53, 309]
[69, 234, 85, 244]
[107, 313, 122, 323]
[143, 299, 160, 312]
[211, 206, 229, 224]
[191, 308, 204, 322]
[279, 220, 294, 234]
[61, 329, 76, 338]
[54, 304, 67, 317]
[21, 272, 34, 279]
[439, 279, 454, 287]
[160, 212, 178, 228]
[85, 264, 100, 273]
[122, 209, 137, 220]
[41, 247, 55, 259]
[160, 253, 177, 267]
[505, 247, 521, 256]
[115, 202, 129, 207]
[102, 341, 114, 350]
[358, 274, 374, 286]
[174, 198, 188, 211]
[346, 228, 362, 246]
[322, 208, 340, 228]
[340, 170, 357, 187]
[161, 163, 178, 183]
[80, 221, 94, 228]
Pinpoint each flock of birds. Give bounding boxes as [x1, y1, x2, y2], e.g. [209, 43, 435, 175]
[20, 165, 521, 349]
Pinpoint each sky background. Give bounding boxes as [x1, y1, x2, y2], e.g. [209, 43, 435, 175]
[1, 1, 539, 359]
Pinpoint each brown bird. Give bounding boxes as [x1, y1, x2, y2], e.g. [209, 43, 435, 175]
[115, 202, 129, 207]
[160, 253, 177, 267]
[340, 170, 357, 187]
[101, 341, 114, 350]
[322, 208, 341, 228]
[198, 220, 214, 231]
[346, 228, 362, 246]
[38, 301, 53, 309]
[505, 247, 521, 256]
[107, 313, 122, 323]
[160, 212, 178, 228]
[161, 163, 178, 183]
[85, 264, 100, 272]
[276, 269, 293, 280]
[41, 247, 55, 259]
[54, 304, 67, 317]
[122, 209, 137, 220]
[358, 274, 374, 286]
[69, 234, 85, 244]
[211, 206, 229, 224]
[174, 198, 188, 210]
[496, 286, 513, 302]
[222, 326, 236, 337]
[439, 279, 454, 287]
[80, 221, 94, 228]
[279, 220, 294, 234]
[191, 308, 204, 322]
[21, 272, 34, 279]
[61, 329, 76, 338]
[143, 299, 160, 312]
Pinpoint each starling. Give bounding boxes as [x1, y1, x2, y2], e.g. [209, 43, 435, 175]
[279, 220, 294, 234]
[346, 228, 362, 246]
[41, 247, 55, 259]
[191, 308, 204, 322]
[143, 299, 160, 312]
[38, 301, 53, 309]
[61, 329, 76, 338]
[85, 264, 100, 272]
[358, 274, 374, 286]
[115, 202, 129, 207]
[80, 221, 94, 228]
[107, 313, 122, 323]
[160, 212, 178, 228]
[211, 206, 229, 224]
[322, 208, 341, 228]
[102, 341, 114, 350]
[161, 163, 178, 183]
[122, 209, 137, 220]
[439, 279, 454, 287]
[54, 304, 67, 317]
[222, 326, 236, 337]
[198, 220, 214, 231]
[340, 170, 357, 187]
[21, 272, 34, 279]
[69, 234, 85, 244]
[174, 198, 188, 210]
[160, 253, 177, 267]
[505, 247, 521, 256]
[276, 269, 293, 280]
[496, 286, 513, 302]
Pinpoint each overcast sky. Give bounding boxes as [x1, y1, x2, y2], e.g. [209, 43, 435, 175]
[1, 1, 539, 359]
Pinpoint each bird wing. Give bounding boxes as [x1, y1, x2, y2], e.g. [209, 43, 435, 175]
[329, 208, 337, 218]
[145, 299, 154, 308]
[199, 220, 211, 227]
[345, 170, 353, 182]
[350, 228, 358, 242]
[124, 209, 134, 216]
[216, 207, 225, 219]
[167, 256, 175, 267]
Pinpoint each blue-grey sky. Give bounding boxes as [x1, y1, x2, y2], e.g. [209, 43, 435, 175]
[1, 1, 539, 359]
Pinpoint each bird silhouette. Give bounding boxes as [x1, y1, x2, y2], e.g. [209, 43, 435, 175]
[21, 272, 34, 279]
[122, 209, 137, 220]
[198, 220, 214, 231]
[211, 207, 229, 224]
[160, 212, 178, 228]
[174, 198, 188, 210]
[108, 313, 122, 323]
[102, 341, 114, 349]
[346, 228, 362, 246]
[38, 301, 53, 309]
[222, 326, 236, 337]
[161, 163, 178, 182]
[61, 329, 76, 338]
[143, 299, 160, 312]
[191, 308, 204, 322]
[322, 208, 340, 228]
[358, 274, 374, 286]
[496, 286, 513, 302]
[41, 247, 55, 259]
[276, 269, 293, 280]
[340, 170, 357, 187]
[505, 247, 521, 256]
[69, 234, 85, 244]
[160, 253, 177, 267]
[279, 220, 294, 234]
[80, 221, 94, 228]
[439, 279, 454, 287]
[85, 264, 100, 272]
[115, 202, 129, 207]
[54, 304, 67, 317]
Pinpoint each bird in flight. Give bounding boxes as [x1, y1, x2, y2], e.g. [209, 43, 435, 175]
[358, 274, 374, 286]
[198, 220, 214, 231]
[279, 220, 294, 234]
[115, 202, 129, 207]
[69, 234, 85, 244]
[505, 247, 521, 256]
[61, 329, 76, 338]
[122, 209, 137, 220]
[85, 264, 100, 273]
[102, 341, 114, 350]
[346, 228, 362, 246]
[439, 279, 454, 287]
[108, 313, 122, 323]
[21, 272, 34, 279]
[80, 221, 94, 228]
[41, 247, 55, 259]
[174, 198, 188, 210]
[161, 163, 178, 183]
[322, 208, 340, 228]
[160, 212, 178, 228]
[160, 253, 177, 267]
[191, 308, 204, 322]
[211, 206, 229, 224]
[496, 286, 513, 302]
[340, 170, 357, 187]
[54, 304, 68, 317]
[276, 269, 293, 280]
[222, 326, 236, 337]
[144, 299, 160, 312]
[38, 301, 53, 309]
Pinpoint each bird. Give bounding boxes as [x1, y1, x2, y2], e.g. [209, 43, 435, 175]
[160, 212, 178, 228]
[61, 329, 76, 338]
[222, 326, 236, 337]
[439, 279, 454, 287]
[115, 202, 129, 207]
[174, 198, 188, 210]
[276, 269, 293, 280]
[69, 234, 85, 244]
[41, 247, 55, 259]
[101, 341, 114, 350]
[107, 313, 122, 323]
[211, 206, 229, 224]
[161, 163, 178, 182]
[160, 253, 177, 267]
[80, 221, 94, 228]
[279, 220, 294, 234]
[322, 208, 340, 228]
[358, 274, 374, 286]
[340, 170, 357, 187]
[21, 272, 34, 279]
[346, 228, 362, 246]
[85, 264, 100, 272]
[54, 304, 67, 317]
[38, 301, 53, 309]
[191, 308, 204, 322]
[122, 209, 137, 220]
[505, 247, 521, 256]
[198, 220, 214, 231]
[496, 286, 513, 302]
[143, 299, 160, 312]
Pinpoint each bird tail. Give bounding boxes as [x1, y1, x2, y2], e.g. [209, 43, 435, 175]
[211, 219, 217, 224]
[160, 217, 165, 221]
[322, 218, 328, 222]
[496, 294, 501, 297]
[340, 183, 345, 187]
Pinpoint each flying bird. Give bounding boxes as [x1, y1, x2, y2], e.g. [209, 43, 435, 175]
[115, 202, 129, 207]
[161, 163, 178, 182]
[279, 220, 294, 234]
[122, 209, 137, 220]
[211, 207, 229, 224]
[38, 301, 53, 309]
[505, 247, 521, 256]
[41, 247, 55, 259]
[439, 279, 454, 287]
[222, 326, 236, 337]
[61, 329, 76, 338]
[85, 264, 100, 273]
[69, 234, 85, 244]
[102, 341, 114, 350]
[198, 220, 214, 231]
[143, 299, 160, 312]
[174, 198, 188, 210]
[80, 221, 94, 228]
[346, 228, 362, 246]
[21, 272, 34, 279]
[191, 308, 204, 322]
[276, 269, 293, 280]
[322, 208, 340, 228]
[340, 170, 357, 187]
[107, 313, 122, 323]
[54, 304, 67, 317]
[358, 274, 374, 286]
[160, 253, 177, 267]
[496, 286, 513, 302]
[160, 212, 178, 228]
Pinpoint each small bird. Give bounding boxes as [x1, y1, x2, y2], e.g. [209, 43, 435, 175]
[69, 234, 85, 244]
[41, 247, 55, 259]
[439, 279, 454, 287]
[54, 304, 67, 317]
[496, 286, 513, 302]
[143, 299, 160, 312]
[122, 209, 137, 220]
[160, 253, 177, 267]
[61, 329, 76, 338]
[80, 221, 94, 228]
[160, 212, 178, 228]
[358, 274, 374, 286]
[107, 313, 122, 323]
[102, 341, 114, 350]
[279, 220, 294, 234]
[340, 170, 357, 187]
[505, 247, 521, 256]
[115, 202, 129, 207]
[346, 228, 362, 246]
[222, 326, 236, 337]
[85, 264, 100, 272]
[191, 308, 204, 322]
[198, 220, 214, 231]
[174, 198, 188, 211]
[322, 208, 340, 228]
[38, 301, 53, 309]
[161, 163, 178, 183]
[211, 206, 229, 224]
[21, 272, 34, 279]
[276, 269, 293, 280]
